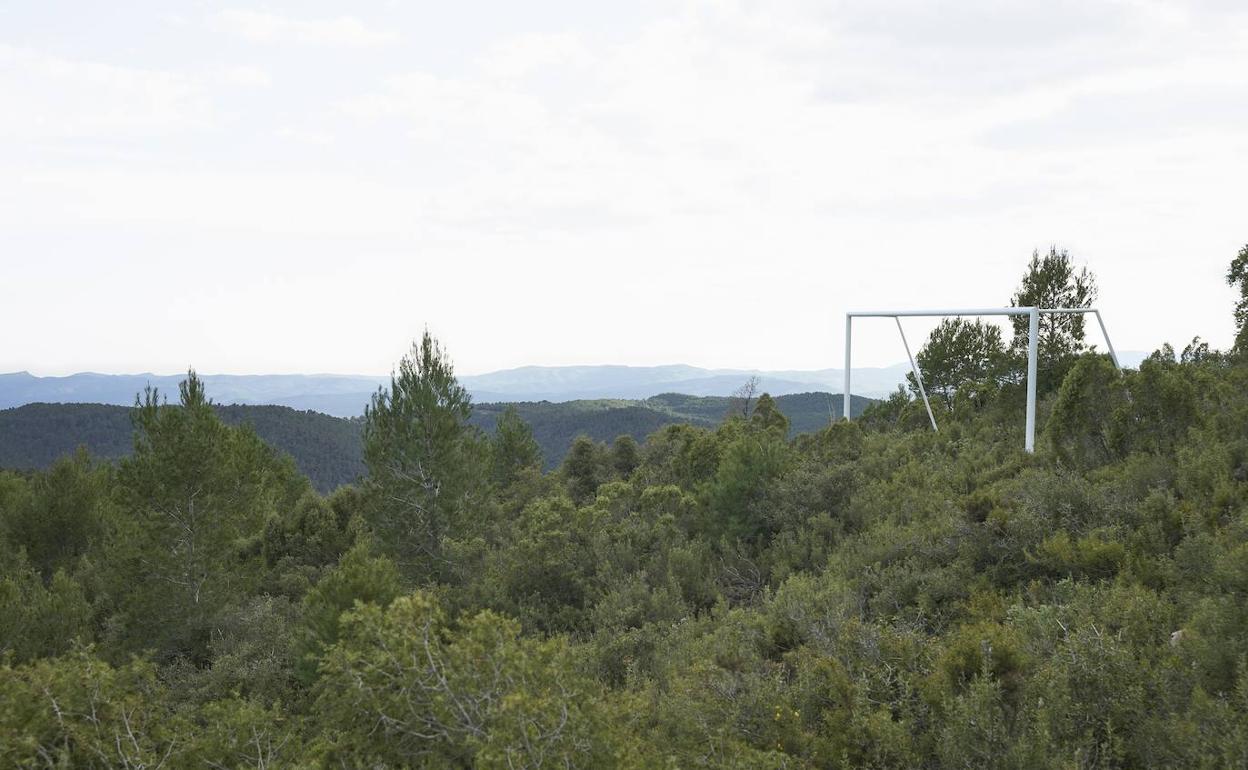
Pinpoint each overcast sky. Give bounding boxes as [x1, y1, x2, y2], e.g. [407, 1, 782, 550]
[2, 0, 1246, 375]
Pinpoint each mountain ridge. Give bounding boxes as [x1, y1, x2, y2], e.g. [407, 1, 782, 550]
[0, 364, 907, 416]
[0, 355, 1147, 416]
[0, 391, 872, 491]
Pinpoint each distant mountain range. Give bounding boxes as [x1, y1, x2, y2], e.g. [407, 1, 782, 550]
[0, 371, 386, 417]
[0, 392, 873, 491]
[460, 364, 915, 403]
[0, 355, 1148, 417]
[0, 364, 908, 417]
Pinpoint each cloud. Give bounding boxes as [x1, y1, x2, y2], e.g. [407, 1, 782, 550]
[220, 9, 397, 47]
[477, 32, 595, 82]
[4, 1, 1247, 373]
[274, 126, 332, 145]
[0, 45, 208, 140]
[313, 0, 1247, 238]
[219, 64, 272, 88]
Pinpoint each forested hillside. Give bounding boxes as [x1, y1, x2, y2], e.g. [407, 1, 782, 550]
[471, 391, 869, 464]
[3, 246, 1248, 768]
[0, 365, 908, 414]
[1, 392, 870, 490]
[0, 402, 367, 492]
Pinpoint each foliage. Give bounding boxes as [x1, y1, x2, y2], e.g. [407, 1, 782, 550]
[0, 401, 365, 492]
[313, 593, 617, 768]
[1229, 243, 1248, 353]
[1009, 246, 1098, 389]
[99, 371, 308, 662]
[0, 449, 107, 580]
[295, 539, 402, 682]
[1, 392, 871, 484]
[4, 254, 1248, 767]
[909, 318, 1008, 409]
[363, 330, 486, 578]
[490, 404, 543, 486]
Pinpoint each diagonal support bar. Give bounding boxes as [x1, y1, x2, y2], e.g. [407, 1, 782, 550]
[843, 305, 1119, 453]
[1094, 310, 1120, 370]
[895, 316, 938, 432]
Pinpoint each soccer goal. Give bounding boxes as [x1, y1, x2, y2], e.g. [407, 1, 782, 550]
[842, 307, 1120, 453]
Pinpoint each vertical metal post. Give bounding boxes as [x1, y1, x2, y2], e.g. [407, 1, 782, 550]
[1093, 310, 1121, 370]
[843, 314, 852, 421]
[1024, 307, 1039, 453]
[895, 316, 937, 432]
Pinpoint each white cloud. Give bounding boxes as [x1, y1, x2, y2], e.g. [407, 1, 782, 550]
[219, 64, 272, 88]
[2, 1, 1247, 375]
[478, 32, 595, 82]
[220, 9, 397, 47]
[0, 45, 208, 139]
[274, 126, 332, 145]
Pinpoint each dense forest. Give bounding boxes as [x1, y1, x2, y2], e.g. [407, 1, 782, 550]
[0, 392, 873, 490]
[2, 245, 1248, 768]
[0, 403, 367, 492]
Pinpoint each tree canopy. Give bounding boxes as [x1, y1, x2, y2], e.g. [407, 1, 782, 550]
[1228, 242, 1248, 353]
[3, 246, 1248, 767]
[1009, 246, 1098, 389]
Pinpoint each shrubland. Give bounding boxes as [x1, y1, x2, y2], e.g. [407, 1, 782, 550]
[3, 246, 1248, 768]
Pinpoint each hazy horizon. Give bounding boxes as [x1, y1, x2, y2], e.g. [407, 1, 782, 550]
[5, 360, 919, 379]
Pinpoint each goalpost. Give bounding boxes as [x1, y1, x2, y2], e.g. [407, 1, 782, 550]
[842, 307, 1120, 453]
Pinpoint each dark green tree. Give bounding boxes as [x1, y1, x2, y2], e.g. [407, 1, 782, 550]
[562, 435, 606, 505]
[363, 331, 484, 578]
[704, 431, 789, 542]
[610, 434, 640, 478]
[0, 565, 91, 662]
[1228, 243, 1248, 353]
[105, 370, 305, 660]
[490, 406, 542, 486]
[908, 319, 1007, 409]
[1045, 355, 1128, 468]
[295, 539, 401, 682]
[749, 393, 790, 435]
[2, 449, 107, 581]
[1009, 247, 1098, 388]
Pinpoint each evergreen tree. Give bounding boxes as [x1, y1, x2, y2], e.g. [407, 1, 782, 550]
[490, 406, 542, 486]
[909, 318, 1007, 409]
[562, 435, 605, 505]
[610, 434, 641, 478]
[1009, 247, 1098, 388]
[1228, 243, 1248, 354]
[2, 449, 106, 581]
[749, 392, 790, 435]
[296, 539, 401, 682]
[106, 370, 304, 660]
[363, 332, 483, 578]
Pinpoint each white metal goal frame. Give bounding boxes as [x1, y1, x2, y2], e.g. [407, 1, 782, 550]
[842, 307, 1120, 453]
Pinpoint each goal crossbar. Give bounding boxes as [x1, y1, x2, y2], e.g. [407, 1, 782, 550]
[843, 307, 1119, 453]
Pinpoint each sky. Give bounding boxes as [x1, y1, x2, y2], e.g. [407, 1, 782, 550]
[2, 0, 1246, 376]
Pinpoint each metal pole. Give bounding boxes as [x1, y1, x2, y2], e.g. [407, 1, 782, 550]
[843, 314, 852, 421]
[1025, 307, 1039, 453]
[1093, 310, 1121, 370]
[895, 316, 937, 432]
[843, 306, 1118, 454]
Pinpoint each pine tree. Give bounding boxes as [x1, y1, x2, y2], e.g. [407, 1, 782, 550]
[1228, 243, 1248, 354]
[108, 370, 303, 660]
[490, 406, 542, 486]
[909, 318, 1007, 408]
[363, 331, 484, 578]
[1009, 247, 1098, 389]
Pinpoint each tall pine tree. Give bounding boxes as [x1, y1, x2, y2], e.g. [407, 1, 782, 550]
[363, 332, 484, 580]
